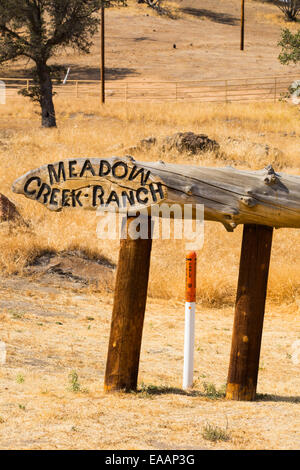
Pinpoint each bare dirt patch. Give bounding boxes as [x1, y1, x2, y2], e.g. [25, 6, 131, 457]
[0, 275, 299, 450]
[26, 250, 115, 288]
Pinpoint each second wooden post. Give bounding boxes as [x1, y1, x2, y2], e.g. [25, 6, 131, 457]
[226, 224, 273, 401]
[104, 215, 153, 392]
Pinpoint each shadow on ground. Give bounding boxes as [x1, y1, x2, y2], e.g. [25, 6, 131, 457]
[257, 394, 300, 404]
[135, 386, 300, 403]
[0, 66, 138, 81]
[68, 66, 138, 81]
[181, 7, 238, 26]
[135, 385, 223, 398]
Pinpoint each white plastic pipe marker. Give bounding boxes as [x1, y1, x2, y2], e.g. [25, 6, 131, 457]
[183, 251, 196, 390]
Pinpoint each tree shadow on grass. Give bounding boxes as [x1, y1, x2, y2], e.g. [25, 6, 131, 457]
[181, 7, 238, 26]
[67, 65, 138, 81]
[0, 65, 138, 81]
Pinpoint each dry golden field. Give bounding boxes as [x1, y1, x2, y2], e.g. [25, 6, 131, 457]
[0, 96, 299, 449]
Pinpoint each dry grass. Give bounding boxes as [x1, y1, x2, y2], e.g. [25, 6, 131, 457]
[1, 97, 300, 307]
[257, 11, 300, 31]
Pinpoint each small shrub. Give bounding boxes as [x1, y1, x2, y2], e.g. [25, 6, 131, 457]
[16, 374, 25, 384]
[202, 423, 230, 442]
[202, 382, 226, 399]
[68, 371, 81, 393]
[68, 371, 88, 393]
[136, 383, 160, 398]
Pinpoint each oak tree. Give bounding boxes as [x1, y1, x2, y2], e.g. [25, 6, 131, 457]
[278, 27, 300, 64]
[0, 0, 125, 127]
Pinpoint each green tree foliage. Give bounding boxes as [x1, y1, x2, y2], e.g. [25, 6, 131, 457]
[0, 0, 126, 127]
[278, 28, 300, 64]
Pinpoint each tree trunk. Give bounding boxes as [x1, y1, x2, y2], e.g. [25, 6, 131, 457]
[37, 63, 56, 128]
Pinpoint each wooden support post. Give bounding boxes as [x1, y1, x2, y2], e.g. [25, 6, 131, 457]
[240, 0, 245, 51]
[226, 224, 273, 401]
[104, 216, 153, 392]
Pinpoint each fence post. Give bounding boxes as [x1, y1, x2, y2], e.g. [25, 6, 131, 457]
[225, 80, 228, 103]
[125, 83, 128, 103]
[104, 215, 153, 392]
[226, 224, 273, 401]
[76, 81, 79, 98]
[274, 77, 277, 103]
[176, 83, 178, 102]
[26, 79, 29, 92]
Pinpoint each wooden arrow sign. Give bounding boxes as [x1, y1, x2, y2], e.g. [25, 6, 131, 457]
[12, 157, 300, 230]
[12, 156, 167, 213]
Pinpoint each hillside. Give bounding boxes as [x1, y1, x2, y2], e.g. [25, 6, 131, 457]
[0, 0, 299, 82]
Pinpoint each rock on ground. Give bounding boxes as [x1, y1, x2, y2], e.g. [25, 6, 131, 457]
[127, 132, 220, 155]
[161, 132, 220, 154]
[0, 193, 22, 223]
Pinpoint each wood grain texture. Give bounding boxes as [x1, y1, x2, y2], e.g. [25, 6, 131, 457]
[104, 216, 153, 392]
[226, 224, 273, 401]
[138, 160, 300, 231]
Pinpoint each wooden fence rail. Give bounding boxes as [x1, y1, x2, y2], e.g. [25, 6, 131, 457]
[0, 74, 299, 104]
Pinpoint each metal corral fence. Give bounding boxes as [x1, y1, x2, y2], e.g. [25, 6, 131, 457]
[1, 74, 299, 103]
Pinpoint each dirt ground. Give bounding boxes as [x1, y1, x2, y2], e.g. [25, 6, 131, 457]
[0, 272, 299, 450]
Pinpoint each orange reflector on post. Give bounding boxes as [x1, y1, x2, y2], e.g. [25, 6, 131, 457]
[186, 251, 196, 303]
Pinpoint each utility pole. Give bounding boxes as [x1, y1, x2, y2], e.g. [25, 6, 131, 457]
[240, 0, 245, 51]
[101, 4, 105, 103]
